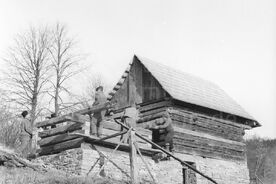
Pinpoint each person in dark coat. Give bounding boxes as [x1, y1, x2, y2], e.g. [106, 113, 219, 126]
[153, 111, 174, 152]
[147, 110, 174, 161]
[90, 86, 107, 137]
[17, 111, 33, 158]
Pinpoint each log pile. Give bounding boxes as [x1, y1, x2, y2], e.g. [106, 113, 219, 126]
[36, 104, 111, 156]
[0, 145, 44, 171]
[37, 120, 86, 156]
[36, 103, 155, 156]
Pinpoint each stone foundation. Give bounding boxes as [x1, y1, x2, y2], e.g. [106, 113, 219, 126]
[39, 143, 250, 184]
[38, 148, 83, 175]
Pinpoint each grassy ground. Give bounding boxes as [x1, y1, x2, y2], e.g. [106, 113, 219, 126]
[0, 166, 127, 184]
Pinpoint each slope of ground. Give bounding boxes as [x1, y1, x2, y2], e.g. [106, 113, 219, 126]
[0, 145, 125, 184]
[246, 137, 276, 184]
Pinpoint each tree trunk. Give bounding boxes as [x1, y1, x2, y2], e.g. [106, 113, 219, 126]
[54, 68, 60, 115]
[54, 86, 59, 115]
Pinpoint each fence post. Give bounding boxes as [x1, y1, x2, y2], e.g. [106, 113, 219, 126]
[129, 129, 138, 184]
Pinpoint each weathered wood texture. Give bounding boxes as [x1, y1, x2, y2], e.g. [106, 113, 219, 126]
[138, 100, 171, 122]
[110, 59, 168, 109]
[36, 103, 107, 128]
[139, 99, 171, 112]
[72, 133, 161, 156]
[38, 130, 85, 147]
[172, 100, 254, 127]
[141, 65, 167, 102]
[38, 122, 83, 138]
[170, 108, 246, 142]
[129, 130, 138, 184]
[127, 99, 247, 161]
[38, 116, 152, 154]
[172, 128, 246, 160]
[38, 137, 83, 156]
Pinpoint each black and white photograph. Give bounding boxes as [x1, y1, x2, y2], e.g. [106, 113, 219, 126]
[0, 0, 275, 184]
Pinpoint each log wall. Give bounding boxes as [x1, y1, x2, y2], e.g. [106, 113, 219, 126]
[136, 99, 248, 161]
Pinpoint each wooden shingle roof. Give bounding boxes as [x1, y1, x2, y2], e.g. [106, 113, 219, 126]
[108, 55, 259, 125]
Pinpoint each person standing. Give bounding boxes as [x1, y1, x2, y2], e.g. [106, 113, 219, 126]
[17, 110, 33, 158]
[147, 110, 174, 161]
[90, 86, 107, 138]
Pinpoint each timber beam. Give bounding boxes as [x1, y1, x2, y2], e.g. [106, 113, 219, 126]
[36, 103, 108, 128]
[70, 133, 161, 156]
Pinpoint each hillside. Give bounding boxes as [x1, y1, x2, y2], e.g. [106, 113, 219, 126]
[0, 145, 126, 184]
[246, 137, 276, 184]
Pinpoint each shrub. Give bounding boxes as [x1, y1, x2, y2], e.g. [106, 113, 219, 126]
[0, 116, 21, 149]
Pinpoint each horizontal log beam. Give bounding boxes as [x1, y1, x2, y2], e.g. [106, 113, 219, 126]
[172, 134, 244, 152]
[137, 112, 164, 123]
[171, 112, 244, 134]
[140, 107, 167, 118]
[38, 123, 82, 138]
[36, 103, 108, 128]
[71, 133, 161, 156]
[138, 97, 172, 107]
[139, 100, 171, 113]
[174, 144, 245, 161]
[38, 137, 83, 156]
[173, 127, 245, 146]
[172, 119, 243, 142]
[38, 130, 85, 147]
[36, 116, 73, 128]
[171, 108, 251, 130]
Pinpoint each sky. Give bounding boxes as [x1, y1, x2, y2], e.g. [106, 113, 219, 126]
[0, 0, 275, 138]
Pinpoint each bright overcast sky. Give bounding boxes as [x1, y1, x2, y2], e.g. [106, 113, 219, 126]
[0, 0, 275, 138]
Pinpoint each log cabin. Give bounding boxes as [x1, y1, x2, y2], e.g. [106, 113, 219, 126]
[36, 55, 259, 184]
[106, 55, 260, 183]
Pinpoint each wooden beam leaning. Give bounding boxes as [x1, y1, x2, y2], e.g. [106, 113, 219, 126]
[70, 131, 127, 143]
[69, 132, 161, 156]
[36, 103, 108, 128]
[113, 118, 218, 184]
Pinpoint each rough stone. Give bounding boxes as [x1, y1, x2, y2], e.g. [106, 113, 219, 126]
[39, 143, 250, 184]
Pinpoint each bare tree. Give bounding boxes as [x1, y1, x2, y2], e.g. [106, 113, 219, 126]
[69, 74, 109, 110]
[4, 26, 51, 125]
[48, 23, 83, 115]
[86, 74, 106, 101]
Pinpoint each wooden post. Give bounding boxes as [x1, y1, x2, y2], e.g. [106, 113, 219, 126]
[114, 118, 218, 184]
[182, 165, 188, 184]
[129, 129, 138, 184]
